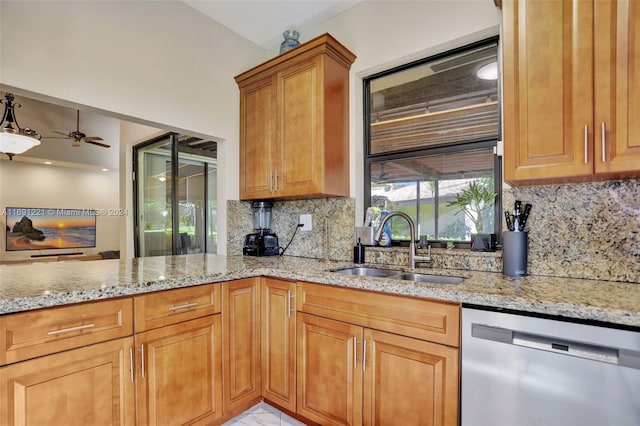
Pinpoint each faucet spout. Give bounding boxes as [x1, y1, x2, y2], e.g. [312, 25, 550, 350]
[373, 211, 431, 269]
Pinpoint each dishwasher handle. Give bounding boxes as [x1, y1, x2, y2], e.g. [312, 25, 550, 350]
[471, 323, 640, 370]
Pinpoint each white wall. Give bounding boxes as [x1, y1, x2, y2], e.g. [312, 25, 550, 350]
[0, 161, 120, 261]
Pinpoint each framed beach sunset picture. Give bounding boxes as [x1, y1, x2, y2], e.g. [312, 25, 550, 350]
[5, 207, 97, 251]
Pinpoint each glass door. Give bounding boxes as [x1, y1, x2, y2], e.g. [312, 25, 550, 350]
[135, 134, 217, 257]
[176, 157, 205, 254]
[137, 136, 173, 257]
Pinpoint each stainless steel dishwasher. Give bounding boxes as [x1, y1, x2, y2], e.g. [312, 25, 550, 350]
[461, 307, 640, 426]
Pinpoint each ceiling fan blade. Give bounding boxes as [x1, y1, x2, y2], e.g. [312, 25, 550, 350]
[52, 130, 71, 137]
[84, 136, 104, 141]
[85, 140, 111, 148]
[43, 136, 72, 139]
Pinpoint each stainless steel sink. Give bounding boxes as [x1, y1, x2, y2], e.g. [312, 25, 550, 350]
[330, 266, 403, 277]
[392, 273, 464, 285]
[330, 267, 464, 285]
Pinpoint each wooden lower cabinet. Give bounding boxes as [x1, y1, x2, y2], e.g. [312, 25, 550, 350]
[0, 336, 135, 426]
[362, 329, 459, 426]
[261, 277, 296, 411]
[0, 278, 461, 426]
[297, 312, 459, 426]
[135, 315, 222, 426]
[297, 312, 363, 426]
[222, 278, 261, 416]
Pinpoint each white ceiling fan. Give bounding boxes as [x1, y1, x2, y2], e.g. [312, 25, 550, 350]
[46, 110, 110, 148]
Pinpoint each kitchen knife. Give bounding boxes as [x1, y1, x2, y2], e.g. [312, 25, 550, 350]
[520, 203, 532, 231]
[505, 211, 514, 231]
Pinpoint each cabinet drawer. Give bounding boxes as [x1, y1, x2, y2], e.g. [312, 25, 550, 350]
[0, 297, 133, 365]
[134, 283, 220, 332]
[297, 282, 460, 347]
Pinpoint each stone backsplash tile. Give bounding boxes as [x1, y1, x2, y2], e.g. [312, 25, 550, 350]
[363, 246, 502, 273]
[227, 198, 355, 261]
[228, 179, 640, 284]
[504, 179, 640, 283]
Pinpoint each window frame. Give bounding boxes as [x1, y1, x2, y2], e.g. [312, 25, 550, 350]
[362, 36, 502, 249]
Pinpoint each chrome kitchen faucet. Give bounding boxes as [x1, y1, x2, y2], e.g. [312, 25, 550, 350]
[373, 211, 431, 269]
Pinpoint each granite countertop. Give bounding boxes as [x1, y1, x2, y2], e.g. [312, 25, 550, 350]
[0, 254, 639, 327]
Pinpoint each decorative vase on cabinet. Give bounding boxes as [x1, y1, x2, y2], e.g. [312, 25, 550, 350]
[280, 30, 300, 53]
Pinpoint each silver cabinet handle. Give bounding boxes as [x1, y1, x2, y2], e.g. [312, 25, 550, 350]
[47, 323, 96, 335]
[584, 124, 589, 164]
[363, 339, 368, 372]
[287, 290, 294, 318]
[129, 347, 134, 383]
[274, 170, 279, 192]
[141, 344, 145, 378]
[353, 337, 358, 368]
[601, 122, 607, 162]
[168, 302, 198, 311]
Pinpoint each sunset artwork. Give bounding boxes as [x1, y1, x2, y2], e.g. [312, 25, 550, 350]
[5, 208, 97, 251]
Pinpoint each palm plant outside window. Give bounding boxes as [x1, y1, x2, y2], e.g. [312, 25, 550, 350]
[364, 37, 501, 247]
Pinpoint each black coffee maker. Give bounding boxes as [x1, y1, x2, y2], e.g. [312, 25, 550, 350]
[243, 201, 279, 256]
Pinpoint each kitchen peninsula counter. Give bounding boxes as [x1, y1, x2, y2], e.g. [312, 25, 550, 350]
[0, 254, 638, 327]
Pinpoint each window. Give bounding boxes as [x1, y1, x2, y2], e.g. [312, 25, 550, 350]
[364, 37, 501, 247]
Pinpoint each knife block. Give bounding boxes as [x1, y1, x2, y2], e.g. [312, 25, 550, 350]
[503, 231, 528, 277]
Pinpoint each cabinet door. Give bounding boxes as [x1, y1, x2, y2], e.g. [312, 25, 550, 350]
[362, 329, 459, 426]
[502, 0, 594, 183]
[239, 76, 277, 200]
[0, 337, 135, 426]
[261, 277, 296, 411]
[594, 0, 640, 174]
[222, 278, 261, 415]
[135, 315, 223, 426]
[277, 56, 323, 197]
[297, 312, 363, 426]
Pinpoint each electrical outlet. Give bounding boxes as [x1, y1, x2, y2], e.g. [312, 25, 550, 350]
[299, 214, 312, 231]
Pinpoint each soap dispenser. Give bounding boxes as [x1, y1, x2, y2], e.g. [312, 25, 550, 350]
[353, 238, 365, 264]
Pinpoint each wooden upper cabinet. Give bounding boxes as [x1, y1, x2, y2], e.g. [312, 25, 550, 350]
[502, 0, 594, 183]
[594, 0, 640, 174]
[239, 76, 276, 200]
[236, 33, 356, 200]
[502, 0, 640, 185]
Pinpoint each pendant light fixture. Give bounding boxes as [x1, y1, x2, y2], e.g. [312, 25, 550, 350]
[0, 93, 41, 160]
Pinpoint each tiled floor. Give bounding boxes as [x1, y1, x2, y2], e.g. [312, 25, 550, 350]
[222, 402, 308, 426]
